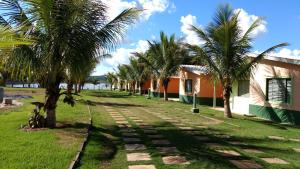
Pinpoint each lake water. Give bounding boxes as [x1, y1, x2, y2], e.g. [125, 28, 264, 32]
[7, 83, 110, 90]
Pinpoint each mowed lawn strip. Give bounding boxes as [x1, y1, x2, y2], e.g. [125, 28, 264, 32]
[80, 90, 300, 169]
[0, 88, 90, 169]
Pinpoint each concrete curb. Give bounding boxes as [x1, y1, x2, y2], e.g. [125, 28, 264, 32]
[69, 105, 92, 169]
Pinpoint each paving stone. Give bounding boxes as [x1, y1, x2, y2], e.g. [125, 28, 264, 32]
[127, 153, 151, 161]
[113, 118, 127, 121]
[132, 119, 144, 122]
[242, 149, 264, 154]
[179, 126, 193, 130]
[125, 144, 146, 151]
[143, 130, 158, 134]
[289, 138, 300, 142]
[216, 150, 241, 157]
[261, 158, 288, 164]
[293, 148, 300, 153]
[230, 160, 263, 169]
[152, 140, 171, 145]
[156, 147, 179, 154]
[118, 124, 132, 128]
[122, 132, 139, 137]
[116, 121, 129, 124]
[128, 165, 156, 169]
[195, 136, 210, 142]
[184, 131, 202, 135]
[205, 143, 224, 149]
[268, 136, 285, 140]
[162, 156, 190, 165]
[123, 138, 141, 143]
[215, 134, 231, 139]
[120, 128, 136, 133]
[196, 125, 208, 129]
[228, 141, 247, 145]
[147, 134, 164, 139]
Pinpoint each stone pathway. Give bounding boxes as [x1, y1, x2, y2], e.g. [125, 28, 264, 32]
[121, 108, 190, 166]
[104, 106, 156, 169]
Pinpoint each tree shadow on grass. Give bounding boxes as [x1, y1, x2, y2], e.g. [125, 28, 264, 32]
[88, 91, 131, 98]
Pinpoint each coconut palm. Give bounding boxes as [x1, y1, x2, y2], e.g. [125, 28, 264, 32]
[116, 64, 129, 91]
[130, 54, 150, 94]
[139, 32, 189, 101]
[0, 0, 140, 127]
[190, 4, 288, 118]
[106, 72, 117, 91]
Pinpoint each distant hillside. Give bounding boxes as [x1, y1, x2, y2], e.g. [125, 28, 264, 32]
[87, 75, 107, 83]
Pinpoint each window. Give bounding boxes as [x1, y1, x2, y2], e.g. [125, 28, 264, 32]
[152, 80, 157, 90]
[185, 79, 193, 93]
[238, 80, 250, 97]
[266, 78, 292, 103]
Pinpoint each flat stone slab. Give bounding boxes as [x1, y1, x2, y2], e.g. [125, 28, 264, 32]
[122, 132, 139, 137]
[242, 149, 264, 154]
[268, 136, 285, 140]
[289, 138, 300, 142]
[230, 160, 263, 169]
[156, 147, 179, 154]
[184, 131, 202, 135]
[143, 130, 158, 134]
[123, 138, 141, 143]
[128, 165, 156, 169]
[261, 158, 288, 164]
[196, 125, 208, 129]
[132, 119, 144, 122]
[216, 150, 241, 157]
[195, 136, 210, 142]
[179, 126, 193, 130]
[118, 124, 132, 128]
[139, 125, 154, 129]
[125, 144, 147, 151]
[162, 156, 190, 165]
[205, 143, 224, 149]
[147, 134, 164, 139]
[293, 148, 300, 153]
[127, 153, 151, 161]
[152, 140, 171, 145]
[116, 121, 129, 124]
[228, 141, 247, 145]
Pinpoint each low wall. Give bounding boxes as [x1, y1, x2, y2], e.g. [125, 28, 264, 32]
[179, 95, 224, 107]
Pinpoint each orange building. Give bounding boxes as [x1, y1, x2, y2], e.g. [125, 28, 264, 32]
[150, 77, 180, 98]
[179, 65, 223, 106]
[141, 79, 151, 94]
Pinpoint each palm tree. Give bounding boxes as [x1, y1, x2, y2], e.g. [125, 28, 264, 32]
[130, 54, 150, 94]
[0, 0, 140, 127]
[106, 72, 117, 91]
[139, 32, 189, 101]
[116, 64, 129, 91]
[190, 4, 288, 118]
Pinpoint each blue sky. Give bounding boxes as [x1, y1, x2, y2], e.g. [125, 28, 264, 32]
[93, 0, 300, 75]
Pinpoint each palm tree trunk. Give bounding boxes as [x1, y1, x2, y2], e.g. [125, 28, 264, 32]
[77, 82, 81, 93]
[163, 79, 169, 101]
[139, 82, 143, 95]
[74, 83, 78, 94]
[223, 86, 232, 118]
[67, 80, 73, 95]
[44, 82, 61, 128]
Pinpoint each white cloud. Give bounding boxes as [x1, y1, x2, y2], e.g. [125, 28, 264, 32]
[102, 0, 137, 20]
[138, 0, 170, 20]
[234, 8, 267, 37]
[103, 0, 173, 21]
[271, 48, 300, 58]
[103, 40, 149, 68]
[180, 14, 203, 45]
[168, 2, 176, 14]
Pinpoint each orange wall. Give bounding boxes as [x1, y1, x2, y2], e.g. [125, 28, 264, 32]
[151, 77, 179, 93]
[199, 75, 223, 98]
[142, 79, 151, 90]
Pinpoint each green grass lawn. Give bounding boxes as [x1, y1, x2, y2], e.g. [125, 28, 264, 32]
[0, 88, 90, 169]
[1, 89, 300, 169]
[79, 90, 300, 169]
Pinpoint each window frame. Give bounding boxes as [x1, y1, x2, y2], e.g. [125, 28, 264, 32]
[185, 79, 193, 94]
[266, 77, 292, 104]
[237, 80, 250, 97]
